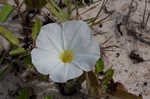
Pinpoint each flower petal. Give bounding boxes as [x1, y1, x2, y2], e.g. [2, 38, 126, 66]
[36, 23, 63, 52]
[62, 20, 92, 49]
[31, 48, 60, 75]
[50, 63, 83, 83]
[73, 40, 100, 71]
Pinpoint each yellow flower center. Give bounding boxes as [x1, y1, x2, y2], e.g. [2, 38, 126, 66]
[59, 49, 74, 63]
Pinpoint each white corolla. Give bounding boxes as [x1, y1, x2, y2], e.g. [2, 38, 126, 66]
[31, 20, 100, 83]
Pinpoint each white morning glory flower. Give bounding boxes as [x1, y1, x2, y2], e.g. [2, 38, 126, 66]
[31, 20, 100, 83]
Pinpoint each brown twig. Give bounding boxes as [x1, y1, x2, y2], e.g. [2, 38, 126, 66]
[13, 0, 25, 24]
[90, 0, 109, 24]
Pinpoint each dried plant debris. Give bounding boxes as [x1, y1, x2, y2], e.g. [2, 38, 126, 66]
[129, 50, 144, 64]
[114, 0, 150, 45]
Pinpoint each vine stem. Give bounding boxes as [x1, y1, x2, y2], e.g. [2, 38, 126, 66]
[13, 0, 25, 24]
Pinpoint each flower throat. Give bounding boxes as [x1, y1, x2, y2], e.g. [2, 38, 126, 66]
[59, 49, 74, 63]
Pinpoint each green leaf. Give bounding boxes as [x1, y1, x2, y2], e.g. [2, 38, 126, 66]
[66, 82, 74, 88]
[32, 19, 41, 40]
[47, 0, 67, 22]
[49, 0, 68, 19]
[45, 96, 52, 99]
[0, 26, 19, 46]
[18, 88, 30, 99]
[42, 75, 48, 80]
[102, 69, 114, 89]
[9, 48, 25, 55]
[0, 4, 14, 22]
[23, 56, 32, 68]
[104, 69, 114, 78]
[23, 56, 32, 64]
[102, 79, 110, 89]
[95, 59, 104, 73]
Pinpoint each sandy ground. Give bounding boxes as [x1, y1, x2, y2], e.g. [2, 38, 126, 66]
[77, 0, 150, 98]
[1, 0, 150, 99]
[93, 0, 150, 99]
